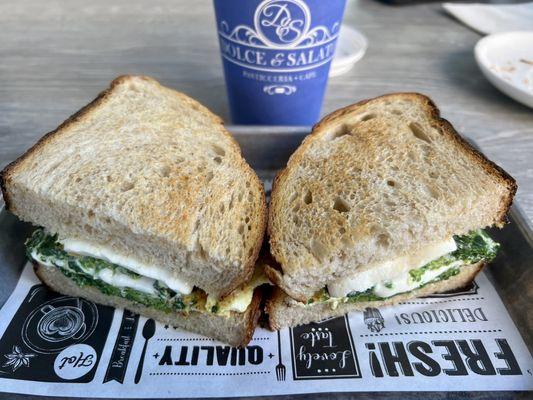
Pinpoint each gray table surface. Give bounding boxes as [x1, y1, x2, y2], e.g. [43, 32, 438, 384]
[0, 0, 532, 224]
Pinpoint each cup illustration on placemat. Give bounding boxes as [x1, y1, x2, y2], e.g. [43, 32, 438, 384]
[30, 298, 88, 347]
[289, 315, 361, 380]
[22, 297, 95, 354]
[0, 284, 114, 382]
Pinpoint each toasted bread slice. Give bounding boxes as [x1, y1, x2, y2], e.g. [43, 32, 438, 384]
[268, 93, 516, 301]
[266, 261, 484, 330]
[1, 76, 267, 299]
[35, 262, 261, 347]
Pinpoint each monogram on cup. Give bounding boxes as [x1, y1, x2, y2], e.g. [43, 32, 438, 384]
[219, 0, 339, 51]
[254, 0, 310, 47]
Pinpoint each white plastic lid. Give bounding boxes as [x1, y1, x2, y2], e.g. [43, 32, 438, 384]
[330, 25, 368, 77]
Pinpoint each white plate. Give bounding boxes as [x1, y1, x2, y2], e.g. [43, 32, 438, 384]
[475, 31, 533, 109]
[330, 25, 368, 77]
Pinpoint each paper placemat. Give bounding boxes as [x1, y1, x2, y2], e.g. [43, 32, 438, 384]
[0, 264, 531, 398]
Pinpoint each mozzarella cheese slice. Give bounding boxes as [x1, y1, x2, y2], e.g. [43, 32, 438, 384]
[327, 238, 457, 298]
[61, 238, 193, 295]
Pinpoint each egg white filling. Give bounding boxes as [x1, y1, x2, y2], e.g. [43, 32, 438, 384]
[327, 238, 458, 298]
[60, 238, 193, 295]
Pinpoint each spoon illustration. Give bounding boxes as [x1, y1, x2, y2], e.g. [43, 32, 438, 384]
[134, 318, 156, 384]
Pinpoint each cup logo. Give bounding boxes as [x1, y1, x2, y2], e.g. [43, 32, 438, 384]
[218, 0, 340, 76]
[255, 0, 310, 47]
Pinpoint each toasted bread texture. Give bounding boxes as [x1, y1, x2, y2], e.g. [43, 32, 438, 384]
[1, 76, 267, 299]
[35, 262, 261, 347]
[266, 261, 484, 329]
[268, 93, 516, 301]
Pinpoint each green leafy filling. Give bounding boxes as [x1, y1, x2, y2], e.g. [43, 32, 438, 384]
[26, 229, 196, 313]
[347, 288, 384, 302]
[314, 230, 498, 305]
[408, 229, 498, 283]
[453, 229, 499, 264]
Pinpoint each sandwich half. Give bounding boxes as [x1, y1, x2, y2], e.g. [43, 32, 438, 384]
[265, 93, 516, 329]
[1, 75, 267, 346]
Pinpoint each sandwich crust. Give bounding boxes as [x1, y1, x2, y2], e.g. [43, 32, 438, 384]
[266, 261, 484, 330]
[35, 261, 262, 347]
[1, 76, 267, 299]
[268, 93, 516, 301]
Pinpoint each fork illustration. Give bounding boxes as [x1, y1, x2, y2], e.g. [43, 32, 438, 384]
[275, 330, 286, 381]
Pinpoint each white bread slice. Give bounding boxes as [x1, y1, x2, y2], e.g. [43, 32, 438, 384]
[267, 93, 516, 301]
[266, 261, 484, 330]
[1, 76, 267, 299]
[34, 262, 261, 347]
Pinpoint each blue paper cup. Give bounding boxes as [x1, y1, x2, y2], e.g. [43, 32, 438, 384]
[213, 0, 347, 125]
